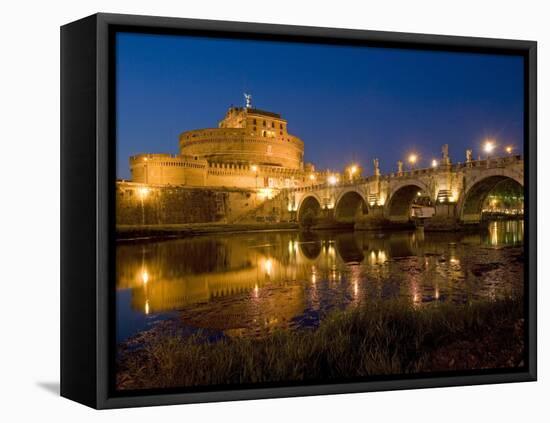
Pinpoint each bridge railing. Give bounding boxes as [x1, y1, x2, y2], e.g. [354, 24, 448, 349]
[285, 155, 522, 193]
[451, 155, 522, 171]
[380, 155, 522, 180]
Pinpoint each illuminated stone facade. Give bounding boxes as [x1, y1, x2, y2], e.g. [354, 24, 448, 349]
[129, 104, 314, 190]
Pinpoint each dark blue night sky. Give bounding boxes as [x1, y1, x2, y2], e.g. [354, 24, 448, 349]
[116, 32, 524, 179]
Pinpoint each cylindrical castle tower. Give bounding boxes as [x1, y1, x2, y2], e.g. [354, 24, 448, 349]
[179, 106, 304, 170]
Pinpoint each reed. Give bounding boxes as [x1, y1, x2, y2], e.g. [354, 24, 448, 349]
[117, 298, 524, 390]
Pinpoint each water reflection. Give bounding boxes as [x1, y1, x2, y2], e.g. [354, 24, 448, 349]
[486, 219, 524, 246]
[116, 220, 524, 342]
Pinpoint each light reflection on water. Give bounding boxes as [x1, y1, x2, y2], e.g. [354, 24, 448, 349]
[116, 220, 524, 343]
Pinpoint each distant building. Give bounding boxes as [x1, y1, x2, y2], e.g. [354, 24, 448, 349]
[129, 102, 319, 190]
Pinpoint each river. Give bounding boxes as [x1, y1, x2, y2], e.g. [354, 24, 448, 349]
[116, 220, 524, 344]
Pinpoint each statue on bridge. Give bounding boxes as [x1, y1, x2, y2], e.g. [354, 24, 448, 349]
[373, 158, 380, 176]
[397, 160, 403, 174]
[466, 149, 473, 163]
[442, 144, 450, 165]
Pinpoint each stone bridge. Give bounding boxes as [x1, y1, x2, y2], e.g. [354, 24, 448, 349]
[283, 155, 523, 230]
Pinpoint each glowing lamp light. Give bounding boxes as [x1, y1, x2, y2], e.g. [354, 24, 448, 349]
[259, 188, 273, 199]
[369, 250, 377, 265]
[327, 175, 338, 185]
[141, 270, 149, 285]
[138, 187, 150, 199]
[505, 146, 513, 154]
[431, 159, 438, 167]
[264, 258, 273, 276]
[309, 174, 316, 181]
[484, 140, 496, 154]
[408, 154, 418, 165]
[251, 165, 258, 172]
[448, 190, 458, 203]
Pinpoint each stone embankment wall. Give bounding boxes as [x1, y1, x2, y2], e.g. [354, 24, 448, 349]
[116, 182, 266, 226]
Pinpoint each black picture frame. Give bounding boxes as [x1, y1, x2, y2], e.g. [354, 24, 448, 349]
[60, 12, 537, 409]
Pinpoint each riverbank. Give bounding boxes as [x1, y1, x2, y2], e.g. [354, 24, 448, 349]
[116, 297, 524, 390]
[117, 217, 520, 241]
[116, 222, 300, 241]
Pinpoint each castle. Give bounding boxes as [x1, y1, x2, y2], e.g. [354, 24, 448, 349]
[128, 96, 320, 190]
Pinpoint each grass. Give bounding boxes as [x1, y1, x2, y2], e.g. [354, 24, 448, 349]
[116, 298, 524, 390]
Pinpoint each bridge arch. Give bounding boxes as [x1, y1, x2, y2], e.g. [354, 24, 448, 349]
[386, 181, 431, 223]
[297, 232, 322, 261]
[334, 190, 368, 223]
[334, 233, 364, 264]
[458, 170, 523, 224]
[297, 194, 323, 224]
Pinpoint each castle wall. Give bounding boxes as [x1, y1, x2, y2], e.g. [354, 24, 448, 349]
[116, 182, 270, 226]
[180, 130, 304, 170]
[206, 163, 305, 189]
[129, 154, 208, 186]
[130, 155, 311, 190]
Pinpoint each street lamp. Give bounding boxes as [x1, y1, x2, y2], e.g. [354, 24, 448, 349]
[483, 140, 495, 158]
[505, 145, 513, 155]
[431, 159, 438, 168]
[408, 154, 418, 169]
[328, 175, 338, 186]
[138, 187, 150, 199]
[138, 187, 150, 226]
[348, 164, 358, 181]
